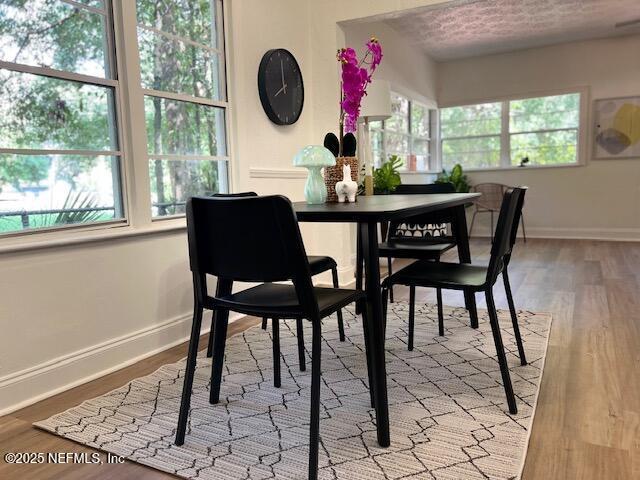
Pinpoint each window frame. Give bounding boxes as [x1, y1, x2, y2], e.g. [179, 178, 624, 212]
[438, 87, 589, 173]
[0, 0, 130, 238]
[0, 0, 234, 245]
[370, 92, 439, 173]
[135, 0, 231, 220]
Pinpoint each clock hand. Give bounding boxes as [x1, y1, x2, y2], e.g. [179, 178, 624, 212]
[274, 84, 287, 97]
[280, 60, 287, 95]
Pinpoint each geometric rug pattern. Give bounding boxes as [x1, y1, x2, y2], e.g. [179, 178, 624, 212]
[35, 302, 552, 479]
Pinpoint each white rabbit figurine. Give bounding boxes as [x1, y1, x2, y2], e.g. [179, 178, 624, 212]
[335, 164, 357, 203]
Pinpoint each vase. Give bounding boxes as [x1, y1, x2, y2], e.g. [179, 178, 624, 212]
[303, 166, 327, 204]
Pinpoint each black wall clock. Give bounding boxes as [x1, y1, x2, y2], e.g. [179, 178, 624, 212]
[258, 49, 304, 125]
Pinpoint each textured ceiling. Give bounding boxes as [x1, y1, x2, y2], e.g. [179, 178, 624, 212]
[385, 0, 640, 61]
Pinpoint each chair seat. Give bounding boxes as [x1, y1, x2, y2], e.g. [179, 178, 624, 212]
[379, 240, 455, 259]
[307, 255, 336, 276]
[389, 260, 489, 291]
[211, 283, 363, 319]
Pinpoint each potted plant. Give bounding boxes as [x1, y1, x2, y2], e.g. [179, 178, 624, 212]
[435, 164, 470, 193]
[373, 155, 402, 194]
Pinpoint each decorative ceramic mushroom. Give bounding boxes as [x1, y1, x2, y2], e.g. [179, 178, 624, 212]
[293, 145, 336, 204]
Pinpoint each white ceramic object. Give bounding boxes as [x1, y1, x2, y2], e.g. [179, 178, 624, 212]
[335, 164, 358, 203]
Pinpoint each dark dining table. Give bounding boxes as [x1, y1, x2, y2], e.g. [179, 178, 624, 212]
[294, 192, 481, 447]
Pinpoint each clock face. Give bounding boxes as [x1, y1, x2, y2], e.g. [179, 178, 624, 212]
[258, 49, 304, 125]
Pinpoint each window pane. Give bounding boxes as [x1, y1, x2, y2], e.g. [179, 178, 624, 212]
[510, 93, 580, 132]
[385, 133, 408, 155]
[411, 103, 429, 137]
[370, 129, 383, 152]
[137, 28, 223, 100]
[412, 138, 429, 155]
[0, 1, 110, 78]
[149, 159, 227, 216]
[136, 0, 218, 49]
[0, 154, 123, 233]
[0, 70, 118, 151]
[440, 102, 502, 138]
[385, 93, 409, 133]
[442, 136, 501, 169]
[511, 130, 578, 166]
[144, 96, 226, 156]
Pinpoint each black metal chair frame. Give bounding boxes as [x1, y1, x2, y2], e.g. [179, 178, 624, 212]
[176, 194, 367, 480]
[204, 193, 346, 375]
[383, 187, 528, 415]
[379, 183, 457, 305]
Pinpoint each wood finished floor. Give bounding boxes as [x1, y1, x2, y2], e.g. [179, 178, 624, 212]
[1, 239, 638, 479]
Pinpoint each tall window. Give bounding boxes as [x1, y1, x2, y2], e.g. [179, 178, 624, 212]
[370, 92, 434, 172]
[0, 0, 124, 234]
[136, 0, 228, 217]
[441, 92, 581, 170]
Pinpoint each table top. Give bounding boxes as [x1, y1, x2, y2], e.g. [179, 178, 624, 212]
[294, 193, 480, 222]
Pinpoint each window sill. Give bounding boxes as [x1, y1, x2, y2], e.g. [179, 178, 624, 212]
[460, 162, 582, 173]
[0, 218, 187, 255]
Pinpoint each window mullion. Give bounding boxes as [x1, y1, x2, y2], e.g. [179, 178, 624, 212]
[501, 101, 511, 168]
[115, 0, 153, 226]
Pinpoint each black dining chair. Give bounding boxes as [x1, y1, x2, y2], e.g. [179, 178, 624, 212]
[379, 183, 457, 305]
[205, 192, 346, 372]
[175, 194, 367, 480]
[382, 187, 528, 414]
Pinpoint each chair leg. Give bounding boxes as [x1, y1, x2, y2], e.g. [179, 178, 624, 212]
[209, 307, 229, 405]
[436, 287, 444, 337]
[206, 309, 215, 358]
[308, 320, 322, 480]
[485, 288, 518, 414]
[296, 318, 306, 372]
[175, 301, 204, 445]
[262, 317, 267, 330]
[408, 285, 415, 351]
[331, 267, 346, 342]
[387, 257, 394, 303]
[272, 318, 281, 388]
[503, 269, 527, 366]
[520, 213, 527, 243]
[361, 302, 376, 409]
[469, 210, 478, 238]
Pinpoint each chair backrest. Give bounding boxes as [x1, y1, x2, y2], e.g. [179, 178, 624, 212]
[187, 194, 314, 289]
[388, 183, 456, 241]
[472, 183, 506, 211]
[486, 187, 527, 284]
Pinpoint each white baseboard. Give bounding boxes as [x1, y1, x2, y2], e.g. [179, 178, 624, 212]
[471, 226, 640, 242]
[0, 311, 242, 416]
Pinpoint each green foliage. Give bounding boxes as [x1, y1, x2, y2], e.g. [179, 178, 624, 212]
[435, 164, 470, 193]
[0, 155, 50, 192]
[373, 155, 402, 194]
[43, 190, 104, 226]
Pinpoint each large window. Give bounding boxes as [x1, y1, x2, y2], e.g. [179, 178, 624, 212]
[136, 0, 228, 217]
[0, 0, 124, 234]
[0, 0, 230, 238]
[370, 92, 435, 172]
[441, 92, 581, 170]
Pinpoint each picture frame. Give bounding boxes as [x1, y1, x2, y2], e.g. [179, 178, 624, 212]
[593, 96, 640, 159]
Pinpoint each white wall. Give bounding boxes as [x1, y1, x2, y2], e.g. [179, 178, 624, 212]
[437, 35, 640, 240]
[0, 0, 452, 414]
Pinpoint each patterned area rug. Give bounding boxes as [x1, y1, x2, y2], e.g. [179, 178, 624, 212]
[35, 302, 551, 479]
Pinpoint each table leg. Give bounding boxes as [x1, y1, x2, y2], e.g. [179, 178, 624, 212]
[359, 221, 390, 447]
[355, 224, 363, 315]
[453, 205, 479, 328]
